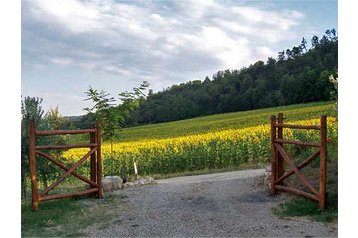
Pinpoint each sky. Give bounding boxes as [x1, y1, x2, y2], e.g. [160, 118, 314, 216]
[21, 0, 338, 116]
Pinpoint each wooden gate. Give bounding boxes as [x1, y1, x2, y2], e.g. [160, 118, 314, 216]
[29, 120, 103, 211]
[270, 113, 327, 209]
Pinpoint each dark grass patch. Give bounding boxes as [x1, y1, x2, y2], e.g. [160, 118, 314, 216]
[21, 195, 117, 237]
[22, 198, 87, 237]
[273, 159, 338, 223]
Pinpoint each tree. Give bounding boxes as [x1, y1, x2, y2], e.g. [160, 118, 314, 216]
[84, 86, 117, 174]
[278, 50, 285, 62]
[84, 81, 150, 175]
[44, 105, 64, 130]
[300, 37, 307, 53]
[311, 35, 319, 48]
[21, 96, 44, 199]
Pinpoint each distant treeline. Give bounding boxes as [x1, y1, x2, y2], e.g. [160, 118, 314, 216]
[124, 29, 337, 125]
[71, 29, 337, 129]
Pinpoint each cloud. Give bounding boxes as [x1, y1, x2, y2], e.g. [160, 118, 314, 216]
[22, 0, 309, 115]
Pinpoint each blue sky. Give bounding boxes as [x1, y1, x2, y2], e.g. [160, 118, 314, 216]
[21, 0, 338, 116]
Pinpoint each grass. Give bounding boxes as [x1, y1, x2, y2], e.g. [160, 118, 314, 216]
[22, 198, 89, 237]
[273, 160, 338, 223]
[21, 193, 125, 237]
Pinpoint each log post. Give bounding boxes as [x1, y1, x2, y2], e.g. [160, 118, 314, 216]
[319, 115, 327, 209]
[277, 113, 284, 185]
[270, 115, 277, 194]
[90, 124, 97, 192]
[96, 121, 103, 198]
[29, 120, 39, 211]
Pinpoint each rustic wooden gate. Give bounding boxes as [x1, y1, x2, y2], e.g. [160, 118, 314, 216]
[270, 113, 327, 209]
[29, 120, 103, 211]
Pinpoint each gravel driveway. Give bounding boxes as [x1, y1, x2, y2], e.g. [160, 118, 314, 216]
[84, 169, 337, 237]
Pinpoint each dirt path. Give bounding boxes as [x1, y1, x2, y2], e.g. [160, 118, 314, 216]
[83, 169, 337, 237]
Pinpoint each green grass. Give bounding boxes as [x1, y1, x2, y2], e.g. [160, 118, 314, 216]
[21, 194, 123, 237]
[273, 160, 338, 223]
[116, 101, 336, 142]
[22, 198, 88, 237]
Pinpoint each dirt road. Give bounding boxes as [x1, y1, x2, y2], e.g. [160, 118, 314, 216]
[84, 169, 337, 237]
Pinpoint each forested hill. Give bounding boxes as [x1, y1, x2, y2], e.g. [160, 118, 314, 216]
[125, 29, 338, 126]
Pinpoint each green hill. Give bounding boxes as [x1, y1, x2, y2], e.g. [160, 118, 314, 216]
[116, 101, 336, 142]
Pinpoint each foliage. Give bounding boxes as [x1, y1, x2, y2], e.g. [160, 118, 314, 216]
[21, 97, 68, 195]
[124, 29, 337, 125]
[84, 86, 117, 140]
[328, 72, 338, 114]
[44, 106, 66, 130]
[83, 81, 149, 175]
[21, 96, 44, 198]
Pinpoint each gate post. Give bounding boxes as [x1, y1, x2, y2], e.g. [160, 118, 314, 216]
[29, 120, 39, 211]
[270, 115, 277, 194]
[90, 124, 97, 193]
[277, 113, 284, 185]
[319, 116, 327, 209]
[96, 121, 103, 198]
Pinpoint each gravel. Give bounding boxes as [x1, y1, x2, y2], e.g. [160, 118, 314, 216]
[83, 169, 337, 237]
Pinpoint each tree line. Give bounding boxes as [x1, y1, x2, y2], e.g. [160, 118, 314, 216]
[123, 29, 337, 125]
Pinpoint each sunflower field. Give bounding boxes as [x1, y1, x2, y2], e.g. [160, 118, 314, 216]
[63, 101, 338, 176]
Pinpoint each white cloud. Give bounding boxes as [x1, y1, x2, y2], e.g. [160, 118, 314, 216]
[22, 0, 311, 115]
[50, 58, 74, 65]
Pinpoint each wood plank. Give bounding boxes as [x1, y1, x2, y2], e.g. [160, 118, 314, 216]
[36, 129, 96, 136]
[275, 143, 319, 197]
[29, 120, 39, 211]
[274, 139, 320, 147]
[96, 121, 103, 198]
[35, 150, 97, 188]
[40, 148, 96, 195]
[275, 185, 319, 201]
[35, 143, 97, 150]
[39, 188, 98, 201]
[275, 148, 321, 184]
[319, 115, 327, 209]
[270, 115, 277, 194]
[277, 113, 284, 184]
[275, 124, 320, 130]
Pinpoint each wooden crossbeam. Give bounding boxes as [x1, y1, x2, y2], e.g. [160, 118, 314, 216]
[274, 124, 320, 130]
[35, 143, 98, 150]
[40, 148, 97, 196]
[275, 185, 319, 201]
[35, 150, 97, 188]
[275, 148, 321, 184]
[39, 188, 98, 202]
[275, 143, 319, 197]
[274, 139, 320, 147]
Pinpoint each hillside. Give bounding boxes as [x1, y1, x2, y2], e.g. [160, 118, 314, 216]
[126, 29, 337, 125]
[115, 101, 336, 142]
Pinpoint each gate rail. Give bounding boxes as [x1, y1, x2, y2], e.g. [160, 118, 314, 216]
[270, 113, 327, 209]
[29, 120, 103, 211]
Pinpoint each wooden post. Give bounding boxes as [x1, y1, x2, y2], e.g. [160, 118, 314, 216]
[277, 113, 284, 184]
[90, 124, 96, 191]
[319, 115, 327, 209]
[29, 120, 39, 211]
[270, 115, 277, 194]
[96, 121, 103, 198]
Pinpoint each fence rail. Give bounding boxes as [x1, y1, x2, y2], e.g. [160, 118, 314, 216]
[270, 113, 327, 209]
[29, 120, 103, 211]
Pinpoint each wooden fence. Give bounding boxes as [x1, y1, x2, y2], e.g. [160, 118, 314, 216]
[29, 120, 103, 211]
[270, 113, 327, 209]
